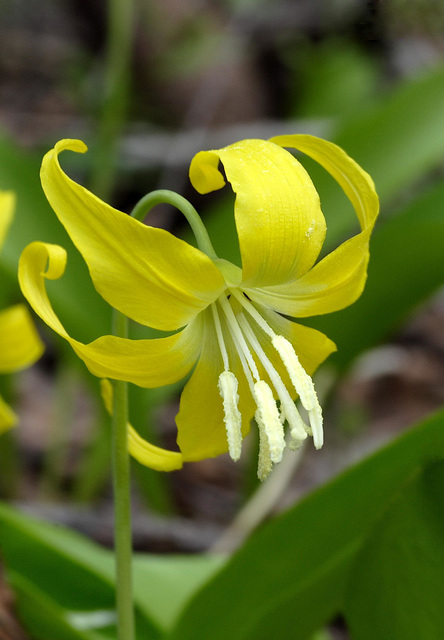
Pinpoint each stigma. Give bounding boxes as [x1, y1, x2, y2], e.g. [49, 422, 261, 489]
[211, 288, 323, 481]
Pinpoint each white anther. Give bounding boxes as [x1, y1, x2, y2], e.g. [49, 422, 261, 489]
[255, 410, 273, 481]
[238, 314, 309, 443]
[280, 405, 310, 443]
[272, 336, 318, 410]
[308, 407, 323, 449]
[254, 381, 285, 464]
[272, 335, 323, 448]
[289, 432, 307, 451]
[218, 371, 243, 461]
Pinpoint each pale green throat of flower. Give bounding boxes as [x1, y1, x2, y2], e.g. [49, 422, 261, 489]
[210, 281, 322, 481]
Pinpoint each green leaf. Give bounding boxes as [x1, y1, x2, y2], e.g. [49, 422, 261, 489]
[168, 409, 444, 640]
[0, 502, 225, 635]
[309, 178, 444, 370]
[133, 554, 226, 630]
[344, 461, 444, 639]
[6, 571, 113, 640]
[0, 502, 162, 639]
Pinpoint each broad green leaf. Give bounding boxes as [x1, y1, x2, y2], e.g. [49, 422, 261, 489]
[168, 409, 444, 640]
[133, 554, 226, 630]
[6, 571, 114, 640]
[0, 502, 225, 634]
[0, 502, 162, 638]
[309, 178, 444, 370]
[344, 462, 444, 639]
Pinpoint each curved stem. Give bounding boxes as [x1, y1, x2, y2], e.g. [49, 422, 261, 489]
[111, 308, 135, 640]
[130, 189, 218, 258]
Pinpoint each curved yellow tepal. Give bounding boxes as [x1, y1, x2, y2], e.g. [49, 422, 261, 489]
[245, 135, 380, 318]
[100, 380, 183, 471]
[190, 139, 327, 288]
[18, 242, 202, 388]
[0, 395, 17, 434]
[0, 191, 16, 250]
[1, 191, 44, 434]
[0, 305, 44, 373]
[41, 140, 226, 332]
[270, 134, 379, 231]
[189, 150, 227, 194]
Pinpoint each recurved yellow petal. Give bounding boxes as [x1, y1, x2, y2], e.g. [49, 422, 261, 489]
[100, 380, 183, 471]
[0, 395, 16, 434]
[190, 139, 326, 288]
[0, 304, 44, 373]
[0, 191, 16, 251]
[246, 229, 371, 317]
[270, 135, 379, 230]
[247, 135, 379, 317]
[41, 139, 226, 332]
[176, 307, 254, 461]
[19, 242, 202, 388]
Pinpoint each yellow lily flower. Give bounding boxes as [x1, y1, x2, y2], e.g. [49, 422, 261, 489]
[18, 135, 378, 479]
[0, 191, 44, 433]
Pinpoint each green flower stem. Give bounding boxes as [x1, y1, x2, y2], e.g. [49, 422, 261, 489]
[108, 189, 211, 638]
[111, 308, 135, 640]
[130, 189, 218, 258]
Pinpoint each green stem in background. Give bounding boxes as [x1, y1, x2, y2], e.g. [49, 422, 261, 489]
[111, 308, 135, 640]
[130, 189, 218, 258]
[90, 0, 134, 200]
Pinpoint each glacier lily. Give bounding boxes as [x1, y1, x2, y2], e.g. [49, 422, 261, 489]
[19, 135, 378, 479]
[0, 191, 44, 433]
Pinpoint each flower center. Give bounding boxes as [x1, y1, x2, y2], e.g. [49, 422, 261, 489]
[211, 289, 323, 480]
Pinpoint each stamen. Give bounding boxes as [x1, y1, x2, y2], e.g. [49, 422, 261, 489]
[230, 288, 275, 338]
[218, 371, 242, 461]
[272, 335, 323, 449]
[230, 290, 324, 450]
[272, 336, 317, 409]
[255, 410, 273, 481]
[212, 303, 243, 460]
[238, 313, 308, 443]
[253, 380, 285, 464]
[218, 295, 261, 383]
[211, 303, 229, 371]
[308, 407, 323, 449]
